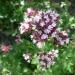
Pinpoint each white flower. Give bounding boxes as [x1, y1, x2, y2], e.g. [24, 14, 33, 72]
[51, 31, 57, 37]
[34, 15, 41, 22]
[33, 39, 37, 43]
[23, 53, 31, 63]
[52, 49, 59, 57]
[32, 24, 36, 30]
[20, 0, 24, 6]
[65, 38, 69, 44]
[60, 41, 65, 45]
[52, 22, 56, 27]
[23, 54, 30, 60]
[19, 22, 30, 34]
[36, 42, 45, 48]
[27, 8, 37, 16]
[24, 18, 32, 22]
[27, 8, 33, 14]
[46, 9, 52, 13]
[62, 31, 68, 36]
[30, 35, 33, 39]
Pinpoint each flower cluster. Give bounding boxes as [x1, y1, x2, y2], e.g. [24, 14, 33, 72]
[23, 49, 59, 70]
[39, 49, 58, 70]
[19, 8, 69, 47]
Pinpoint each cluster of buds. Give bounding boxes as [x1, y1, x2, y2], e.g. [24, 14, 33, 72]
[19, 8, 69, 47]
[39, 49, 58, 70]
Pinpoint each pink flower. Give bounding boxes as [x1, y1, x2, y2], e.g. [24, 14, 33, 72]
[27, 8, 37, 16]
[1, 44, 11, 53]
[41, 34, 48, 40]
[19, 22, 30, 34]
[44, 29, 50, 34]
